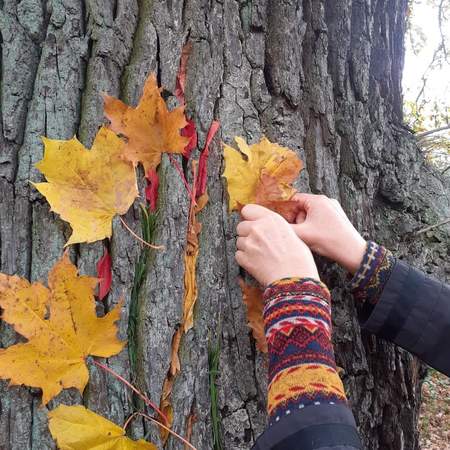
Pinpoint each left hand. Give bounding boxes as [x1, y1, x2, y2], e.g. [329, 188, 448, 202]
[235, 204, 319, 285]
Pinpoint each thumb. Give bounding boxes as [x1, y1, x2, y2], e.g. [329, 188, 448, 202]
[241, 203, 274, 221]
[291, 222, 315, 246]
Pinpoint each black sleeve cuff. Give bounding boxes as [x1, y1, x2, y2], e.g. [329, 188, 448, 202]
[360, 259, 450, 376]
[253, 403, 362, 450]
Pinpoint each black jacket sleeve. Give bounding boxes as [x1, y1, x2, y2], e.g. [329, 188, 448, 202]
[360, 258, 450, 376]
[252, 404, 362, 450]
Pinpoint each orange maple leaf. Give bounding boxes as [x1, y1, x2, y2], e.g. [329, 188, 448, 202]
[239, 279, 267, 353]
[0, 253, 125, 404]
[103, 74, 189, 172]
[255, 172, 302, 223]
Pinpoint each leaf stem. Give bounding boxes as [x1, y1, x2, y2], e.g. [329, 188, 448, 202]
[168, 154, 196, 205]
[120, 216, 164, 250]
[123, 411, 198, 450]
[92, 359, 169, 425]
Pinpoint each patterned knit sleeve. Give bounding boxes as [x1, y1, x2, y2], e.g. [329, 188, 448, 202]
[263, 277, 347, 425]
[348, 241, 396, 315]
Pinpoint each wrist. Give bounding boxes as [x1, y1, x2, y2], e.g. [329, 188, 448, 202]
[336, 236, 367, 274]
[265, 268, 320, 286]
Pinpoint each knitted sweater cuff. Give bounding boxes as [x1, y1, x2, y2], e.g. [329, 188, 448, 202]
[349, 241, 396, 306]
[263, 278, 347, 426]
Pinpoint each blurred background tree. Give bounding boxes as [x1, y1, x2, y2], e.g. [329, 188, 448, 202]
[404, 0, 450, 172]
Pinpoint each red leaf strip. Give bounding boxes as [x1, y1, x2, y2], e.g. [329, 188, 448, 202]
[197, 120, 220, 198]
[175, 42, 193, 103]
[182, 119, 198, 159]
[96, 245, 112, 301]
[145, 169, 160, 212]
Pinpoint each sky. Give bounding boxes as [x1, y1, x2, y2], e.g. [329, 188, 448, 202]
[403, 0, 450, 130]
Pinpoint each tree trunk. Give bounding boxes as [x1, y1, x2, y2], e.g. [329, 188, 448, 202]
[1, 1, 449, 449]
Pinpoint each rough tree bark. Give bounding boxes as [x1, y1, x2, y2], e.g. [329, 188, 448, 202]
[0, 1, 449, 449]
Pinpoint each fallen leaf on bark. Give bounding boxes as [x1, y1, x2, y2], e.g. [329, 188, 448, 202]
[182, 191, 208, 333]
[174, 43, 198, 159]
[33, 127, 138, 246]
[182, 119, 198, 159]
[175, 42, 193, 104]
[223, 136, 302, 212]
[197, 121, 220, 198]
[239, 279, 267, 353]
[159, 164, 209, 443]
[0, 253, 125, 404]
[159, 326, 183, 443]
[255, 172, 302, 223]
[145, 169, 160, 212]
[96, 245, 112, 301]
[48, 404, 156, 449]
[103, 74, 189, 172]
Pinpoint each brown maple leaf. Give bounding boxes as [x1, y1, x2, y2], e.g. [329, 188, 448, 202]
[239, 279, 267, 353]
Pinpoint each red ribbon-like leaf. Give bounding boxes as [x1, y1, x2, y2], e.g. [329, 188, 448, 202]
[145, 169, 160, 212]
[197, 121, 220, 198]
[96, 247, 112, 301]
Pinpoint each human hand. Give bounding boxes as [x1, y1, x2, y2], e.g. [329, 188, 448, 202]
[235, 204, 319, 286]
[291, 194, 367, 274]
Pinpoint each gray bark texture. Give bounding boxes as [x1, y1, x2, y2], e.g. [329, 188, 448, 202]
[1, 1, 449, 449]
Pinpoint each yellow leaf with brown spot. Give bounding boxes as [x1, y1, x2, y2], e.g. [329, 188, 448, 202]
[239, 279, 267, 353]
[223, 136, 303, 211]
[0, 253, 125, 404]
[103, 73, 189, 172]
[33, 127, 138, 246]
[48, 404, 156, 449]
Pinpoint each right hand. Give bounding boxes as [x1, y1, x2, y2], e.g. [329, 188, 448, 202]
[291, 194, 367, 274]
[236, 204, 319, 285]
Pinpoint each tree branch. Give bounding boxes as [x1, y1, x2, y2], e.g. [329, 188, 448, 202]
[442, 165, 450, 175]
[438, 0, 448, 62]
[416, 124, 450, 138]
[416, 217, 450, 235]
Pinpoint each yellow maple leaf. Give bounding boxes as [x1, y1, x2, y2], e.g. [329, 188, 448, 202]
[48, 404, 156, 450]
[0, 253, 125, 404]
[103, 73, 189, 172]
[223, 136, 303, 211]
[33, 126, 138, 246]
[182, 192, 208, 333]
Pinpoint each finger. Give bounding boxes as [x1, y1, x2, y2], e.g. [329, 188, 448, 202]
[236, 220, 252, 236]
[290, 193, 318, 211]
[291, 223, 314, 246]
[236, 237, 247, 251]
[235, 250, 250, 270]
[241, 204, 273, 221]
[331, 198, 342, 211]
[296, 210, 307, 224]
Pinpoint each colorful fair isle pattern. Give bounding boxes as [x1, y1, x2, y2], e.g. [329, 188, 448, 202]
[263, 278, 347, 425]
[349, 241, 395, 308]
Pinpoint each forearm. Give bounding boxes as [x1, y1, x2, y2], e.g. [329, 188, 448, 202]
[253, 278, 362, 450]
[264, 278, 346, 421]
